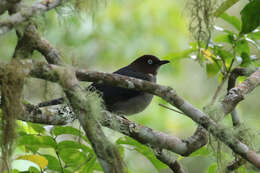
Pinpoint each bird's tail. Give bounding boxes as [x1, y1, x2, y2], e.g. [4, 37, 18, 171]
[37, 97, 65, 108]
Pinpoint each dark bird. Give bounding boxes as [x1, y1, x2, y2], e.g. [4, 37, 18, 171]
[37, 55, 169, 116]
[89, 55, 169, 115]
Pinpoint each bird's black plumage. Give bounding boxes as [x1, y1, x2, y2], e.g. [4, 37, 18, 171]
[89, 65, 152, 113]
[88, 55, 169, 115]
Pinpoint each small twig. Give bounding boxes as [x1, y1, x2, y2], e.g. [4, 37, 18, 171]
[210, 74, 228, 105]
[0, 0, 65, 35]
[231, 109, 240, 127]
[224, 67, 253, 171]
[159, 104, 184, 115]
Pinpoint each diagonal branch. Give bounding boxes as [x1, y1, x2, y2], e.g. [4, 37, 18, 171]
[154, 149, 186, 173]
[222, 68, 260, 114]
[52, 66, 126, 173]
[16, 102, 207, 156]
[24, 61, 260, 168]
[0, 0, 65, 35]
[225, 67, 257, 172]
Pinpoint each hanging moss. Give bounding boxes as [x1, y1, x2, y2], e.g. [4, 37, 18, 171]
[0, 60, 26, 170]
[204, 103, 258, 172]
[187, 0, 222, 61]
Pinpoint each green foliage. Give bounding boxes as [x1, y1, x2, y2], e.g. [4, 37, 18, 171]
[116, 136, 167, 171]
[0, 0, 260, 172]
[41, 154, 62, 172]
[190, 146, 211, 157]
[207, 164, 217, 173]
[240, 0, 260, 34]
[214, 0, 240, 17]
[220, 13, 241, 31]
[18, 135, 57, 149]
[51, 126, 89, 142]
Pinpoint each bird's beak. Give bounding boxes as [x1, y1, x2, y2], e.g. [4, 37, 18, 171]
[158, 60, 170, 65]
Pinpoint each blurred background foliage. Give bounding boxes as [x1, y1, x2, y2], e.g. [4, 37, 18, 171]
[0, 0, 260, 172]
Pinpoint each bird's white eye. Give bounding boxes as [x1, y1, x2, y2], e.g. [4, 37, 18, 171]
[147, 59, 153, 65]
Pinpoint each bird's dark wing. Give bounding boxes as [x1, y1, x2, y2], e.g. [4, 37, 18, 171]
[88, 66, 151, 110]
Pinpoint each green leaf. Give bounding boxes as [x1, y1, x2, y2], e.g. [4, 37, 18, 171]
[116, 136, 167, 171]
[59, 148, 87, 167]
[16, 155, 48, 170]
[207, 164, 217, 173]
[214, 0, 240, 17]
[206, 63, 220, 77]
[20, 167, 41, 173]
[51, 126, 89, 143]
[11, 170, 20, 173]
[78, 156, 97, 173]
[235, 39, 250, 55]
[215, 47, 234, 60]
[164, 48, 196, 60]
[57, 140, 93, 154]
[213, 34, 235, 44]
[28, 123, 46, 134]
[240, 52, 251, 67]
[18, 135, 57, 149]
[248, 31, 260, 40]
[240, 0, 260, 34]
[220, 13, 241, 31]
[41, 154, 62, 171]
[190, 147, 211, 157]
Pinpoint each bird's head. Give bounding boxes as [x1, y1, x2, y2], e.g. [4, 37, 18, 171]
[129, 55, 170, 75]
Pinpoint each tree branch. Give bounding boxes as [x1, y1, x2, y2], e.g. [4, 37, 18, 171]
[19, 60, 260, 168]
[52, 66, 126, 173]
[0, 0, 65, 35]
[222, 68, 260, 114]
[14, 24, 63, 65]
[225, 67, 256, 172]
[0, 0, 21, 15]
[154, 149, 186, 173]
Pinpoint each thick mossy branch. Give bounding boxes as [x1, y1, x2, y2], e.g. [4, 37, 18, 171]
[54, 67, 126, 173]
[0, 60, 26, 171]
[0, 0, 65, 35]
[26, 62, 260, 168]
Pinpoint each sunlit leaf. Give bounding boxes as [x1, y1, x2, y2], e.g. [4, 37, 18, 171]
[57, 140, 93, 154]
[240, 0, 260, 34]
[28, 123, 46, 134]
[164, 48, 196, 60]
[248, 30, 260, 40]
[28, 167, 41, 173]
[214, 0, 239, 17]
[207, 164, 217, 173]
[206, 63, 220, 77]
[18, 135, 57, 149]
[51, 126, 89, 142]
[201, 49, 215, 63]
[17, 155, 48, 170]
[220, 13, 241, 31]
[190, 147, 211, 157]
[214, 33, 235, 44]
[59, 148, 87, 167]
